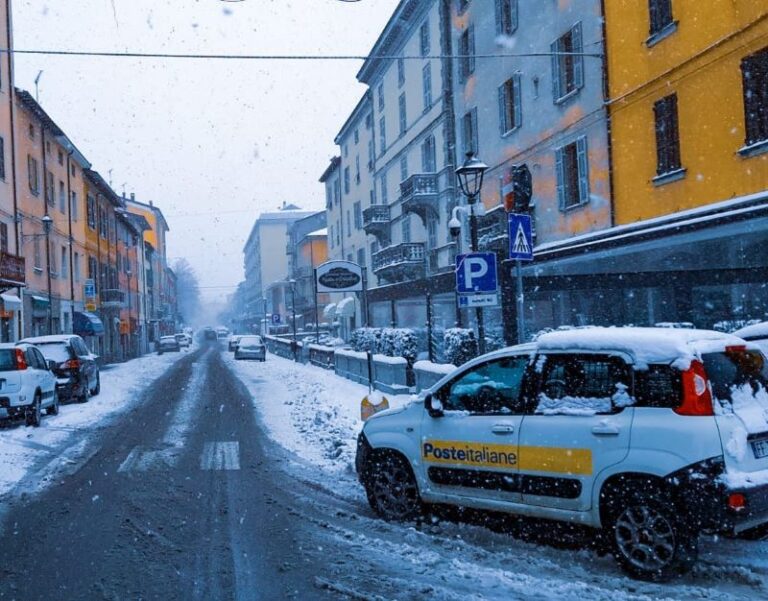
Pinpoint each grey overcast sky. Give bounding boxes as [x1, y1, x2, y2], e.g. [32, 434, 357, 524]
[12, 0, 399, 303]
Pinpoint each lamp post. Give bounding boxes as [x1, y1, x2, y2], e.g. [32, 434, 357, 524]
[288, 280, 297, 361]
[261, 296, 267, 336]
[42, 214, 53, 335]
[455, 152, 489, 355]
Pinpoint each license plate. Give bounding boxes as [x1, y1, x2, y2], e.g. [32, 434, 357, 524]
[751, 437, 768, 459]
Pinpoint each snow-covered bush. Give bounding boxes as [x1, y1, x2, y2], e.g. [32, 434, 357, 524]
[444, 328, 478, 366]
[350, 327, 380, 353]
[388, 328, 418, 365]
[350, 327, 418, 365]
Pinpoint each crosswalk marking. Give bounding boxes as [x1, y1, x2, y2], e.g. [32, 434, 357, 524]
[117, 445, 184, 473]
[200, 441, 240, 471]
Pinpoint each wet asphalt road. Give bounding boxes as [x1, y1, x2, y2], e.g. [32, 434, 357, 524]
[0, 343, 346, 601]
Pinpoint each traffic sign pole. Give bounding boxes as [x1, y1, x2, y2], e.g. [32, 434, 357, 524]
[516, 260, 525, 344]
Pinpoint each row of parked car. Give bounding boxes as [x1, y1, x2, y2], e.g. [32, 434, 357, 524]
[156, 332, 192, 354]
[0, 335, 101, 427]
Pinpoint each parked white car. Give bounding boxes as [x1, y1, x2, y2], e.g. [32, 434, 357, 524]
[0, 343, 58, 427]
[356, 327, 768, 581]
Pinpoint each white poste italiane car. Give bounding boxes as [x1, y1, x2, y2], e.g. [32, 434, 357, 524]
[0, 343, 58, 427]
[355, 327, 768, 581]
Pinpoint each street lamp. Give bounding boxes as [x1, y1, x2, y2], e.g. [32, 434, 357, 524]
[287, 280, 297, 361]
[42, 214, 53, 335]
[455, 152, 489, 355]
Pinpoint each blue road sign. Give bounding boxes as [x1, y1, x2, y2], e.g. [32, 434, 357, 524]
[508, 213, 534, 261]
[271, 313, 281, 325]
[456, 252, 498, 294]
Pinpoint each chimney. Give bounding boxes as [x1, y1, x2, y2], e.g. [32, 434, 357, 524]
[130, 193, 135, 201]
[149, 200, 153, 207]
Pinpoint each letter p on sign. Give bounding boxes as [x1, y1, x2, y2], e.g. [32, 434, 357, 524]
[464, 257, 488, 290]
[455, 252, 498, 294]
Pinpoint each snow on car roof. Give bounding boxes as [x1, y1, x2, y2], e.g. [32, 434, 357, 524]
[535, 327, 747, 370]
[20, 335, 78, 343]
[732, 321, 768, 341]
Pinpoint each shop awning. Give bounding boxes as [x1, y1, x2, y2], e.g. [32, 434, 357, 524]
[30, 295, 49, 307]
[336, 296, 356, 318]
[74, 311, 105, 337]
[0, 293, 22, 311]
[322, 303, 336, 319]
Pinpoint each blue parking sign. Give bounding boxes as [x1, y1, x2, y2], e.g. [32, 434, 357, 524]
[271, 314, 281, 324]
[508, 213, 534, 261]
[456, 252, 498, 294]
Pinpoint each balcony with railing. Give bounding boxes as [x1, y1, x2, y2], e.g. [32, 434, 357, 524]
[372, 242, 425, 283]
[362, 204, 391, 245]
[100, 289, 126, 308]
[400, 173, 439, 224]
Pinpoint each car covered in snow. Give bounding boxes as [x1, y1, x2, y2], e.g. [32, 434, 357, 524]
[0, 342, 58, 426]
[228, 335, 243, 352]
[157, 336, 180, 354]
[356, 327, 768, 581]
[732, 322, 768, 356]
[234, 335, 266, 361]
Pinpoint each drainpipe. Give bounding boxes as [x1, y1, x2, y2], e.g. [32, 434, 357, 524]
[41, 127, 53, 334]
[66, 149, 74, 331]
[599, 0, 616, 228]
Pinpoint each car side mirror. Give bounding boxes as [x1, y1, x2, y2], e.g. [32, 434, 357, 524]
[425, 393, 444, 418]
[47, 359, 57, 371]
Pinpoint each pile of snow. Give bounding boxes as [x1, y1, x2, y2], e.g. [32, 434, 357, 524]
[0, 349, 188, 497]
[413, 360, 456, 375]
[536, 327, 744, 370]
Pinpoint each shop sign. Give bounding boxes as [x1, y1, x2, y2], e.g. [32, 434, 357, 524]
[0, 251, 25, 286]
[315, 261, 363, 293]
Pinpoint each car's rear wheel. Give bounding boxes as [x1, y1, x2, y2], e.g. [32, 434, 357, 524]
[609, 488, 697, 581]
[364, 453, 422, 521]
[46, 391, 60, 416]
[26, 393, 42, 427]
[80, 384, 90, 404]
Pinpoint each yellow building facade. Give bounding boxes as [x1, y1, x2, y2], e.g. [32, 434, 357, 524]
[605, 1, 768, 223]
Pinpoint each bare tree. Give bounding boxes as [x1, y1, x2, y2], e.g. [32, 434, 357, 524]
[172, 258, 202, 325]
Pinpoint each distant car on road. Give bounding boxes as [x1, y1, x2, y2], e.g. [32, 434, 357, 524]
[228, 335, 242, 352]
[0, 343, 58, 426]
[175, 333, 190, 348]
[157, 336, 180, 354]
[234, 336, 265, 361]
[21, 335, 100, 404]
[200, 327, 217, 342]
[216, 326, 229, 340]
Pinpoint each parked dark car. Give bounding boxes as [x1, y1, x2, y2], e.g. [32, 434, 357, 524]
[20, 335, 100, 403]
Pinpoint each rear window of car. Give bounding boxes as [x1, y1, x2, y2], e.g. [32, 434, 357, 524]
[240, 337, 263, 348]
[33, 342, 72, 363]
[703, 350, 768, 403]
[0, 349, 18, 370]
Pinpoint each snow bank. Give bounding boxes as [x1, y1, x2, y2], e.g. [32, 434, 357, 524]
[536, 327, 742, 370]
[413, 360, 456, 375]
[0, 349, 188, 497]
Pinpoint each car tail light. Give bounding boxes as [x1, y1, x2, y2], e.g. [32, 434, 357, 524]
[15, 348, 27, 370]
[728, 492, 747, 512]
[676, 360, 714, 416]
[59, 359, 80, 370]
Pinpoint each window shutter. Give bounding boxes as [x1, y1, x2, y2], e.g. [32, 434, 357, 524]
[510, 0, 519, 33]
[472, 108, 479, 155]
[555, 147, 565, 210]
[572, 22, 584, 90]
[550, 39, 561, 100]
[468, 25, 476, 74]
[495, 0, 502, 35]
[513, 73, 522, 129]
[498, 84, 507, 134]
[576, 136, 589, 204]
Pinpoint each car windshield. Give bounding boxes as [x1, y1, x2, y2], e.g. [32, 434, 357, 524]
[1, 1, 766, 596]
[32, 343, 71, 363]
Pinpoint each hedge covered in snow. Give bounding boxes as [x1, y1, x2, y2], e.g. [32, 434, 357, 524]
[443, 328, 478, 366]
[350, 327, 419, 365]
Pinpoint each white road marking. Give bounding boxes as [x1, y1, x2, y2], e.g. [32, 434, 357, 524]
[117, 445, 185, 472]
[200, 441, 240, 471]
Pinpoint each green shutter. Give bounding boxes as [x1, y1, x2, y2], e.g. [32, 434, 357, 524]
[576, 136, 589, 204]
[555, 147, 565, 210]
[498, 84, 507, 134]
[469, 25, 476, 74]
[572, 22, 584, 90]
[513, 73, 522, 129]
[550, 39, 561, 100]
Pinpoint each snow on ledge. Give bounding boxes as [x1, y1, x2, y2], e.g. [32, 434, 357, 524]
[413, 360, 457, 375]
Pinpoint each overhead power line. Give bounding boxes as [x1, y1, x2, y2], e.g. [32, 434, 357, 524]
[0, 48, 604, 61]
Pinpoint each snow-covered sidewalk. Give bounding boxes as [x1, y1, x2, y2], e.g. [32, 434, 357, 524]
[0, 348, 190, 498]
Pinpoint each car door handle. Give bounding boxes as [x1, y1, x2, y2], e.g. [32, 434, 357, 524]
[491, 424, 515, 435]
[591, 425, 620, 436]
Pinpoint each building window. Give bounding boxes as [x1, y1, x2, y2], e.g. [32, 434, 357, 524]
[422, 63, 432, 111]
[555, 136, 589, 210]
[28, 123, 35, 139]
[354, 201, 362, 229]
[45, 171, 54, 206]
[27, 155, 39, 194]
[551, 22, 584, 102]
[86, 194, 96, 229]
[653, 93, 682, 176]
[343, 144, 348, 158]
[397, 57, 405, 87]
[379, 116, 387, 153]
[346, 210, 351, 236]
[33, 237, 41, 269]
[354, 128, 359, 144]
[355, 156, 360, 184]
[370, 241, 379, 257]
[329, 224, 334, 249]
[336, 220, 341, 245]
[61, 246, 68, 279]
[458, 0, 470, 14]
[741, 47, 768, 148]
[357, 247, 365, 268]
[400, 155, 408, 182]
[71, 164, 76, 177]
[57, 150, 63, 165]
[380, 172, 388, 205]
[377, 82, 385, 111]
[398, 93, 407, 135]
[344, 166, 350, 194]
[499, 73, 522, 134]
[74, 252, 80, 282]
[88, 256, 97, 281]
[58, 181, 66, 213]
[495, 0, 518, 35]
[420, 21, 430, 56]
[461, 108, 479, 156]
[71, 191, 78, 221]
[421, 135, 436, 172]
[99, 206, 108, 239]
[367, 139, 375, 171]
[49, 241, 57, 274]
[459, 26, 475, 82]
[0, 136, 5, 180]
[401, 217, 411, 243]
[649, 0, 674, 36]
[427, 217, 437, 249]
[0, 222, 7, 253]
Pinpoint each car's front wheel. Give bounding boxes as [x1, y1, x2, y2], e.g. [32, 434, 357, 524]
[609, 488, 697, 581]
[80, 384, 90, 404]
[364, 453, 422, 521]
[25, 393, 42, 427]
[91, 374, 100, 396]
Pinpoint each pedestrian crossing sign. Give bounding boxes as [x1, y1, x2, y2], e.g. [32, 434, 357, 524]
[507, 213, 534, 261]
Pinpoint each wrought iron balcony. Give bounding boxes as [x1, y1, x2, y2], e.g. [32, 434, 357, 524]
[372, 242, 425, 283]
[362, 204, 391, 245]
[400, 173, 439, 224]
[100, 289, 126, 308]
